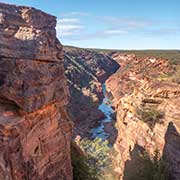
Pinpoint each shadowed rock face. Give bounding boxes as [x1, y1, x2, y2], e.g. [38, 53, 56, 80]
[106, 53, 180, 180]
[0, 3, 72, 180]
[63, 47, 120, 137]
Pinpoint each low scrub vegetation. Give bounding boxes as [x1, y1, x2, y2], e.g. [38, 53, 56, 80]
[157, 65, 180, 84]
[72, 138, 168, 180]
[71, 137, 119, 180]
[138, 150, 168, 180]
[124, 148, 168, 180]
[169, 65, 180, 84]
[137, 108, 165, 128]
[71, 150, 99, 180]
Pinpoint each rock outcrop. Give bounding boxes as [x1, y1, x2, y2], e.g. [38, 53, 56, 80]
[64, 46, 119, 137]
[0, 3, 72, 180]
[106, 53, 180, 180]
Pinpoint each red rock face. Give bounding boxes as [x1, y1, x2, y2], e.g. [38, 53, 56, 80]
[106, 53, 180, 180]
[0, 3, 72, 180]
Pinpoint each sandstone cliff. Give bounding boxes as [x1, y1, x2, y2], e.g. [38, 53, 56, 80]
[106, 53, 180, 180]
[63, 46, 119, 137]
[0, 3, 72, 180]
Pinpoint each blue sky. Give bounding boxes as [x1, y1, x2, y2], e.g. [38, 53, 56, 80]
[1, 0, 180, 49]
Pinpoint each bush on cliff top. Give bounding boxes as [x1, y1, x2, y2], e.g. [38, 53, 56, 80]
[157, 65, 180, 84]
[137, 108, 165, 128]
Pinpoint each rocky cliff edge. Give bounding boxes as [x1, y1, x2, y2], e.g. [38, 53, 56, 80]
[0, 3, 72, 180]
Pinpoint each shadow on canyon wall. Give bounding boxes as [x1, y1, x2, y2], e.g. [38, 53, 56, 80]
[163, 122, 180, 180]
[123, 122, 180, 180]
[63, 50, 120, 138]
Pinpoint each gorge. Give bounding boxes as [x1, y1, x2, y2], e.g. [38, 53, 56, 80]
[91, 84, 114, 141]
[1, 2, 180, 180]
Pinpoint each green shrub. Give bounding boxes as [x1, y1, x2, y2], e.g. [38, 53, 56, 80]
[71, 150, 99, 180]
[157, 65, 180, 84]
[171, 65, 180, 84]
[72, 138, 118, 180]
[157, 73, 173, 81]
[139, 150, 168, 180]
[79, 138, 111, 169]
[137, 108, 165, 128]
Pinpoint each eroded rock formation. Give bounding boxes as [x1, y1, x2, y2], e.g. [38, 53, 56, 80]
[0, 3, 72, 180]
[106, 53, 180, 180]
[63, 47, 119, 137]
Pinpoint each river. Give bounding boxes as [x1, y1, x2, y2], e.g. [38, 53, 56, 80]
[91, 84, 114, 140]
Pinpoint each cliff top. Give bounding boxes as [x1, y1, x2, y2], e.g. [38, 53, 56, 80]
[0, 2, 56, 28]
[0, 2, 62, 62]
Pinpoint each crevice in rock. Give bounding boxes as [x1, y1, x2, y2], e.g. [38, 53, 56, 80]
[0, 55, 61, 64]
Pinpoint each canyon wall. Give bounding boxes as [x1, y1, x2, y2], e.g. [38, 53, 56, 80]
[64, 47, 119, 137]
[106, 53, 180, 180]
[0, 3, 72, 180]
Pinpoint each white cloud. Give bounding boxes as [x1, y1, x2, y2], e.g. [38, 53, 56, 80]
[60, 24, 84, 31]
[61, 12, 90, 17]
[101, 16, 153, 29]
[57, 12, 179, 42]
[60, 18, 79, 23]
[104, 30, 128, 35]
[56, 18, 84, 37]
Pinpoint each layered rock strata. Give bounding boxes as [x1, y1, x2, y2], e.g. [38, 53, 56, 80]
[106, 53, 180, 180]
[0, 3, 72, 180]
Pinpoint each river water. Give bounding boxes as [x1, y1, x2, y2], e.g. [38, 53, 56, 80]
[91, 84, 114, 140]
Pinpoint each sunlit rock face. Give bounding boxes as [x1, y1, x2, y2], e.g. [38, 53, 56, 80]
[0, 3, 72, 180]
[106, 53, 180, 180]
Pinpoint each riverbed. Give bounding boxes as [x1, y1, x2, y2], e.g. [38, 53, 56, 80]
[91, 84, 114, 140]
